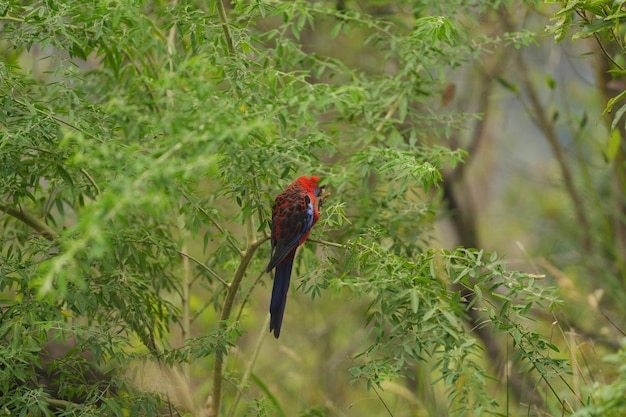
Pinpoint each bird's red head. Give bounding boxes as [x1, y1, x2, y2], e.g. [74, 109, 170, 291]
[296, 175, 322, 193]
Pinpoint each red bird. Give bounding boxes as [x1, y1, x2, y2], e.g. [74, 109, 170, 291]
[266, 175, 324, 338]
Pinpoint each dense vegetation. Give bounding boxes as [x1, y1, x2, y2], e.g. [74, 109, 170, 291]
[1, 0, 625, 416]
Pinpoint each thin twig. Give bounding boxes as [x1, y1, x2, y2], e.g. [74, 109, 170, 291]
[19, 100, 102, 142]
[575, 10, 626, 72]
[236, 270, 265, 323]
[371, 383, 394, 417]
[374, 89, 408, 133]
[181, 192, 241, 255]
[166, 0, 178, 73]
[79, 168, 100, 195]
[308, 238, 344, 248]
[176, 249, 230, 288]
[600, 310, 626, 336]
[245, 190, 256, 248]
[0, 15, 24, 23]
[226, 314, 271, 417]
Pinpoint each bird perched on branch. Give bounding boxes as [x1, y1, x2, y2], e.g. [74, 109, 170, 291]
[266, 175, 326, 338]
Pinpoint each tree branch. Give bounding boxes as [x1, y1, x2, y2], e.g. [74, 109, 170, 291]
[208, 237, 267, 417]
[79, 168, 100, 195]
[499, 9, 593, 252]
[0, 203, 56, 241]
[226, 313, 271, 417]
[43, 396, 79, 410]
[215, 0, 235, 56]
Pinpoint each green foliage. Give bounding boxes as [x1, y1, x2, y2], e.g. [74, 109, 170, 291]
[542, 1, 626, 415]
[335, 241, 566, 415]
[0, 0, 579, 416]
[547, 0, 626, 136]
[572, 344, 626, 417]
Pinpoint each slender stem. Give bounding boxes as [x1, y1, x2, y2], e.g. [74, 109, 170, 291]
[226, 313, 271, 417]
[215, 0, 235, 55]
[236, 270, 265, 323]
[370, 383, 394, 417]
[166, 0, 178, 73]
[575, 10, 626, 72]
[120, 48, 161, 116]
[179, 218, 192, 380]
[209, 237, 267, 417]
[252, 175, 266, 239]
[182, 192, 241, 254]
[162, 366, 196, 414]
[43, 397, 79, 410]
[79, 168, 100, 195]
[593, 31, 625, 71]
[308, 238, 344, 249]
[11, 96, 103, 143]
[245, 190, 256, 248]
[176, 249, 230, 288]
[171, 10, 188, 368]
[0, 15, 24, 23]
[375, 89, 408, 133]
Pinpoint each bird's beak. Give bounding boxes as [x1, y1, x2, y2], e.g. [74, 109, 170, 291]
[318, 185, 331, 210]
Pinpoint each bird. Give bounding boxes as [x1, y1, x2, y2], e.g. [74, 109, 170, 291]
[266, 175, 324, 338]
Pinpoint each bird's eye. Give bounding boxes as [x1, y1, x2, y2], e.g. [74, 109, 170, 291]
[314, 185, 326, 197]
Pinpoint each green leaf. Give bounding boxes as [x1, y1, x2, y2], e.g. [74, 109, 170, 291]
[250, 372, 286, 417]
[411, 288, 420, 314]
[611, 103, 626, 131]
[330, 21, 342, 39]
[56, 165, 74, 187]
[600, 90, 626, 119]
[606, 128, 622, 162]
[496, 77, 519, 94]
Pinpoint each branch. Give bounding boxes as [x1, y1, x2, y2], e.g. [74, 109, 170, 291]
[79, 168, 100, 195]
[179, 221, 192, 381]
[308, 238, 344, 249]
[574, 10, 626, 73]
[245, 190, 256, 248]
[167, 0, 178, 73]
[176, 249, 230, 288]
[375, 88, 409, 133]
[452, 50, 508, 181]
[215, 0, 235, 55]
[234, 237, 337, 322]
[182, 192, 242, 255]
[208, 237, 267, 417]
[226, 313, 271, 417]
[43, 397, 79, 410]
[0, 203, 56, 241]
[499, 10, 593, 252]
[0, 15, 25, 23]
[236, 270, 265, 323]
[10, 95, 103, 143]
